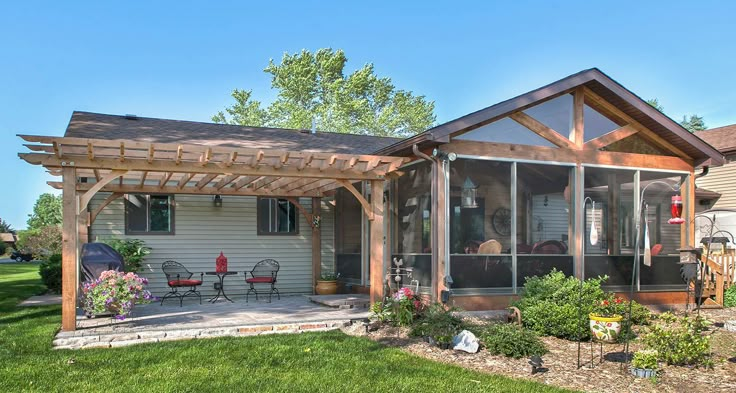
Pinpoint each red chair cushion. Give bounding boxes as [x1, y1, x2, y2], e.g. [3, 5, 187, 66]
[168, 279, 203, 287]
[246, 277, 275, 284]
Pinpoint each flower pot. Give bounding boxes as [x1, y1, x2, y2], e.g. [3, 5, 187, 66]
[315, 280, 338, 295]
[589, 313, 623, 343]
[630, 367, 657, 378]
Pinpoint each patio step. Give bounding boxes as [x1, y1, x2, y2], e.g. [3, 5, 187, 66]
[307, 294, 370, 309]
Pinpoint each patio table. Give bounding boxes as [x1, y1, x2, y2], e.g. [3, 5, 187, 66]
[205, 271, 237, 303]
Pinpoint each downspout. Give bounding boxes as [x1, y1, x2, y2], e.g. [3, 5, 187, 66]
[412, 144, 439, 301]
[695, 166, 709, 179]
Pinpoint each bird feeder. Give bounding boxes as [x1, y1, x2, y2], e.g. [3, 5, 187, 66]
[667, 195, 684, 224]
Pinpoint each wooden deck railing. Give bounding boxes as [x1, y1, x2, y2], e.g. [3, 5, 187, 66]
[699, 255, 735, 307]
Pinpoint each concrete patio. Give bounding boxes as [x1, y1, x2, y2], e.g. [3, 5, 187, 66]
[53, 294, 370, 350]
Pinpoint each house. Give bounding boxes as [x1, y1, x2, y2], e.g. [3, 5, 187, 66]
[695, 124, 736, 209]
[19, 68, 725, 331]
[1, 233, 17, 249]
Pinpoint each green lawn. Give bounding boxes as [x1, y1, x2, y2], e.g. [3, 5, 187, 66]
[0, 264, 574, 392]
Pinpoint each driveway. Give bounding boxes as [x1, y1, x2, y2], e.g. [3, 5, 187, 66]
[0, 258, 38, 263]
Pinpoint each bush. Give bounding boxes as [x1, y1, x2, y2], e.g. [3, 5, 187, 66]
[370, 287, 423, 326]
[631, 349, 659, 370]
[642, 312, 712, 368]
[104, 238, 151, 273]
[0, 241, 7, 256]
[17, 226, 62, 259]
[724, 285, 736, 308]
[512, 270, 651, 340]
[39, 254, 62, 293]
[409, 303, 465, 342]
[473, 323, 548, 359]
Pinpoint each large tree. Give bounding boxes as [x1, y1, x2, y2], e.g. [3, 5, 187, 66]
[213, 49, 436, 138]
[646, 98, 706, 133]
[27, 193, 62, 230]
[0, 218, 13, 234]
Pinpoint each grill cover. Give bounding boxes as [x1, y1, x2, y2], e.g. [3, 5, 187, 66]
[81, 243, 126, 282]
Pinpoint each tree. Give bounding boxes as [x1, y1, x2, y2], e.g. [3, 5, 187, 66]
[214, 48, 436, 138]
[16, 226, 62, 258]
[27, 193, 62, 230]
[0, 218, 14, 234]
[680, 114, 706, 133]
[646, 98, 706, 133]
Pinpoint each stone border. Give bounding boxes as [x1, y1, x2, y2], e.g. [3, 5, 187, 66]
[53, 320, 352, 350]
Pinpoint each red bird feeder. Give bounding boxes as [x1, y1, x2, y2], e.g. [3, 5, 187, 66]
[667, 195, 685, 225]
[216, 252, 228, 273]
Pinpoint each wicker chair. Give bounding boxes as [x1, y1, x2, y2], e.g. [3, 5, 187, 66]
[161, 260, 203, 306]
[245, 259, 280, 303]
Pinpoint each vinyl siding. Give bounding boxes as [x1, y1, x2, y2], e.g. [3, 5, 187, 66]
[88, 193, 335, 297]
[696, 156, 736, 210]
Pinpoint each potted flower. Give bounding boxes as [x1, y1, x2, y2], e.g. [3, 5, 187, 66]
[630, 349, 659, 378]
[315, 272, 340, 295]
[81, 270, 153, 320]
[589, 296, 624, 343]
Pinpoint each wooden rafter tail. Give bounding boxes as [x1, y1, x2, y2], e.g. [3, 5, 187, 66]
[119, 142, 125, 162]
[199, 147, 212, 166]
[225, 151, 238, 167]
[250, 150, 264, 168]
[75, 183, 321, 198]
[320, 155, 337, 171]
[509, 111, 577, 150]
[87, 142, 95, 160]
[195, 174, 218, 190]
[298, 154, 314, 171]
[175, 145, 183, 165]
[47, 181, 63, 189]
[147, 144, 155, 164]
[52, 141, 61, 158]
[343, 157, 358, 171]
[139, 171, 148, 187]
[159, 172, 173, 188]
[365, 157, 382, 172]
[386, 158, 409, 173]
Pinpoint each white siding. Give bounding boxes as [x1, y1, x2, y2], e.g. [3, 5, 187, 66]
[89, 194, 335, 297]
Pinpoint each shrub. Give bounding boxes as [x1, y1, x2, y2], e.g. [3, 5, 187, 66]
[104, 238, 151, 273]
[474, 323, 548, 359]
[369, 287, 423, 326]
[409, 302, 464, 341]
[0, 241, 7, 256]
[724, 285, 736, 308]
[18, 225, 62, 258]
[642, 313, 712, 368]
[39, 254, 62, 293]
[631, 349, 659, 370]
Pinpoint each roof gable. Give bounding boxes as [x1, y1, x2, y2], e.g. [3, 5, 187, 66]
[695, 124, 736, 154]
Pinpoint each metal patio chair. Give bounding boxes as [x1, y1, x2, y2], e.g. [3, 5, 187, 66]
[245, 259, 280, 303]
[161, 260, 204, 306]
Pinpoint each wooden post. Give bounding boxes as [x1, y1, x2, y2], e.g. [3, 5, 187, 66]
[435, 161, 448, 302]
[573, 164, 584, 280]
[78, 211, 89, 245]
[369, 180, 385, 303]
[572, 87, 585, 147]
[681, 172, 695, 249]
[61, 167, 78, 332]
[311, 197, 321, 293]
[607, 174, 620, 255]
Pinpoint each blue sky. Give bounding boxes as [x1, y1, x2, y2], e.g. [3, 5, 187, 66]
[1, 0, 735, 230]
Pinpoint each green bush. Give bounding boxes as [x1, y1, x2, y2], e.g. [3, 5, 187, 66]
[104, 238, 151, 273]
[473, 323, 548, 358]
[409, 303, 465, 342]
[512, 270, 651, 341]
[642, 313, 712, 368]
[39, 254, 62, 293]
[724, 285, 736, 308]
[0, 241, 7, 256]
[631, 349, 659, 370]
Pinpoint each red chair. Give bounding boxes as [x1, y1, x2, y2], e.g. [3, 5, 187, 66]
[245, 259, 280, 303]
[161, 260, 203, 306]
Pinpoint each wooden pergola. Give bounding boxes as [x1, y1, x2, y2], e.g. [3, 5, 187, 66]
[19, 135, 407, 331]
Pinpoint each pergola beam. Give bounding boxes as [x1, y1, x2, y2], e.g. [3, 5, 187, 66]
[65, 183, 322, 198]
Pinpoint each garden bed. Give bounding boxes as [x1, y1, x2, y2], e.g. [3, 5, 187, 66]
[342, 308, 736, 393]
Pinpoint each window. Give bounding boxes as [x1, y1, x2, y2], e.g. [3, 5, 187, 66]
[258, 198, 299, 235]
[125, 194, 174, 235]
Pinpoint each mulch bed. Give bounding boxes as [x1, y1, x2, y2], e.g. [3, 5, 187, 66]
[341, 308, 736, 393]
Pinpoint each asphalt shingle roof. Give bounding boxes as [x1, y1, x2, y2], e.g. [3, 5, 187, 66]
[64, 111, 402, 155]
[695, 124, 736, 154]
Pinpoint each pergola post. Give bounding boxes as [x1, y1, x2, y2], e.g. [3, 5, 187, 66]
[311, 197, 322, 292]
[434, 161, 448, 302]
[369, 180, 385, 303]
[61, 167, 78, 331]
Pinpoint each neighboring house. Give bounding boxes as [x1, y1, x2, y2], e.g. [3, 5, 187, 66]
[1, 233, 17, 250]
[696, 124, 736, 209]
[19, 68, 726, 331]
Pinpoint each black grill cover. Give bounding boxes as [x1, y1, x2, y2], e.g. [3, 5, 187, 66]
[81, 243, 126, 282]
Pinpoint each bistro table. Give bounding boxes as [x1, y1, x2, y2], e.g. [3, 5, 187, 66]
[205, 271, 238, 303]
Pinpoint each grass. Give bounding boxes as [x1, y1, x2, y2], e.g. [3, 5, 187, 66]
[0, 263, 575, 392]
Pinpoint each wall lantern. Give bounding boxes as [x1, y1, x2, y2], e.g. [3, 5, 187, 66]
[461, 177, 478, 208]
[213, 194, 223, 207]
[431, 148, 457, 162]
[667, 195, 684, 224]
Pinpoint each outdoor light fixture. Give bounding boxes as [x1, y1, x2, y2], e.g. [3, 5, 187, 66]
[213, 194, 223, 207]
[668, 195, 684, 224]
[461, 177, 478, 208]
[677, 247, 701, 283]
[431, 148, 457, 162]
